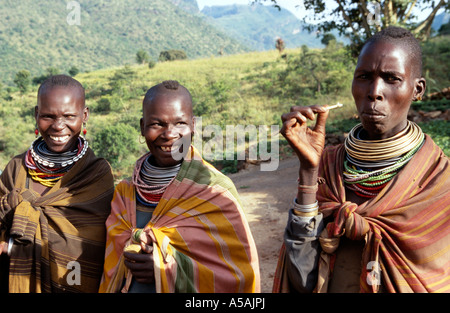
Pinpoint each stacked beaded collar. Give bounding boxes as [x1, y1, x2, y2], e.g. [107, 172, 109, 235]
[25, 136, 88, 187]
[132, 153, 181, 206]
[343, 121, 424, 198]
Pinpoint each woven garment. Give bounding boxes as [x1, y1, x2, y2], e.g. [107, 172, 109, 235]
[0, 149, 114, 293]
[274, 135, 450, 293]
[99, 146, 260, 293]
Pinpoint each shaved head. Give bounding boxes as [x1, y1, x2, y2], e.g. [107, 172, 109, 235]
[143, 80, 192, 113]
[362, 26, 423, 78]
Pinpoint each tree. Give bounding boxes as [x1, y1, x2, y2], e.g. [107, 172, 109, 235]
[158, 50, 187, 62]
[275, 37, 285, 53]
[136, 49, 150, 64]
[439, 21, 450, 35]
[68, 66, 80, 77]
[14, 70, 31, 93]
[254, 42, 355, 99]
[148, 60, 156, 69]
[109, 65, 136, 92]
[253, 0, 449, 54]
[32, 67, 60, 85]
[91, 123, 139, 168]
[321, 33, 336, 46]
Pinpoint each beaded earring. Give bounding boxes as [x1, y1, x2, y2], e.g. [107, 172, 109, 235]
[35, 125, 39, 137]
[139, 135, 146, 144]
[82, 122, 87, 138]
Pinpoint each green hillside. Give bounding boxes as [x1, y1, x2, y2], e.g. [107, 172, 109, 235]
[201, 4, 326, 51]
[0, 0, 247, 85]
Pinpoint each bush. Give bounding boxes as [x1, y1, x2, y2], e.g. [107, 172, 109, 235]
[158, 49, 187, 62]
[109, 65, 137, 92]
[411, 99, 450, 112]
[90, 123, 139, 168]
[419, 120, 450, 156]
[32, 67, 61, 85]
[251, 44, 355, 101]
[136, 49, 150, 64]
[68, 66, 80, 77]
[13, 70, 31, 93]
[421, 36, 450, 92]
[95, 97, 111, 113]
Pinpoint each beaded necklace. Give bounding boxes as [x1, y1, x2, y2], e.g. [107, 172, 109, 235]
[133, 154, 181, 206]
[343, 121, 424, 198]
[25, 137, 88, 187]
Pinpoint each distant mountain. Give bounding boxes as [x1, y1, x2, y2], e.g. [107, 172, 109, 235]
[201, 4, 326, 51]
[168, 0, 200, 15]
[0, 0, 247, 84]
[432, 12, 450, 32]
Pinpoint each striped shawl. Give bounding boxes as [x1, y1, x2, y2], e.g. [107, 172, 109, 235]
[0, 148, 114, 293]
[274, 135, 449, 293]
[99, 147, 260, 293]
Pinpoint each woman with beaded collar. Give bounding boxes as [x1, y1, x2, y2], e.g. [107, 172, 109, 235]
[99, 80, 259, 293]
[0, 75, 114, 292]
[273, 26, 449, 293]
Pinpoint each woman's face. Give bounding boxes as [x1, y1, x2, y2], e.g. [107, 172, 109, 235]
[351, 40, 425, 139]
[140, 92, 194, 167]
[35, 86, 88, 153]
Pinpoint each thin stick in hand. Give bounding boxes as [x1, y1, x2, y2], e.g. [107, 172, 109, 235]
[326, 102, 344, 110]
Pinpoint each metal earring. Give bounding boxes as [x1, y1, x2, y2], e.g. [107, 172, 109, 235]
[139, 135, 146, 144]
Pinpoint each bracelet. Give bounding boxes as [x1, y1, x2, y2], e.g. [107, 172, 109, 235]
[293, 199, 319, 212]
[298, 183, 318, 194]
[7, 237, 13, 256]
[292, 210, 318, 217]
[132, 228, 143, 244]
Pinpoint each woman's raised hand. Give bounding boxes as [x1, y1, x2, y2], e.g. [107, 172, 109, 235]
[280, 105, 329, 169]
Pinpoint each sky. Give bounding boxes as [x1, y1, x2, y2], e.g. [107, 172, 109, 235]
[196, 0, 441, 23]
[196, 0, 315, 20]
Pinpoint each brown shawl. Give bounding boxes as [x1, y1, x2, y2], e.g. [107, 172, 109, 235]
[0, 148, 114, 293]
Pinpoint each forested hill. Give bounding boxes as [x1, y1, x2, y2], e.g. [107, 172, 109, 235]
[0, 0, 247, 84]
[201, 4, 326, 51]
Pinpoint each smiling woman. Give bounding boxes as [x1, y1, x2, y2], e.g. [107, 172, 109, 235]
[0, 74, 114, 293]
[100, 80, 260, 293]
[140, 80, 194, 168]
[35, 79, 88, 153]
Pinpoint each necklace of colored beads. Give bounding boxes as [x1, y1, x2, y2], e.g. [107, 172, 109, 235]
[343, 121, 424, 198]
[25, 137, 88, 187]
[133, 154, 181, 206]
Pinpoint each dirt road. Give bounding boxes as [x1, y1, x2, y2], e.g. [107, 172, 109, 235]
[227, 157, 299, 293]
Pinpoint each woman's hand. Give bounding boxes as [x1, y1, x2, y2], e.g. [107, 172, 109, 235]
[124, 228, 155, 284]
[280, 105, 329, 169]
[124, 248, 155, 284]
